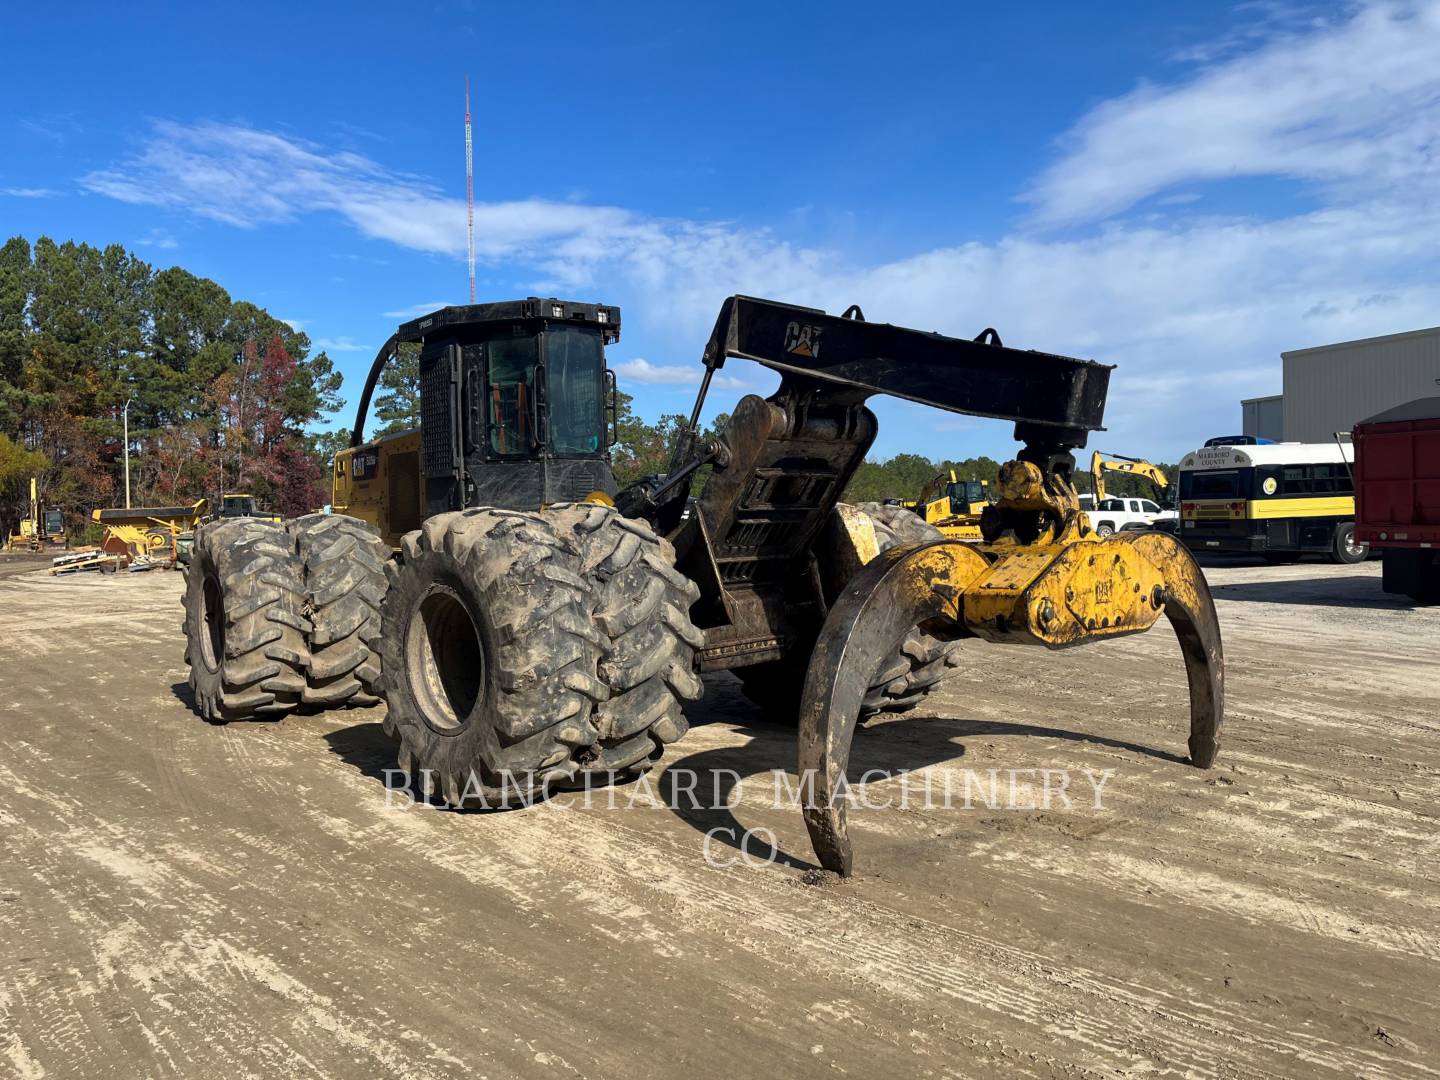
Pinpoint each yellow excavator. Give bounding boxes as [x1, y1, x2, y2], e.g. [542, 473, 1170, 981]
[1088, 451, 1170, 505]
[903, 470, 994, 539]
[6, 478, 65, 552]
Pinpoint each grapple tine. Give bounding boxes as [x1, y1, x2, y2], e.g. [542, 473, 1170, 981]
[1125, 532, 1225, 767]
[797, 541, 990, 876]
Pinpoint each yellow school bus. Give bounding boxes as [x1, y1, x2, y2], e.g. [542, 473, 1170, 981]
[1177, 441, 1367, 564]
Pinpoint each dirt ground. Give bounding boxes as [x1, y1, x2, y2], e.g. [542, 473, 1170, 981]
[0, 553, 1436, 1079]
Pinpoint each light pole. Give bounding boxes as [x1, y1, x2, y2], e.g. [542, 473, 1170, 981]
[122, 396, 134, 509]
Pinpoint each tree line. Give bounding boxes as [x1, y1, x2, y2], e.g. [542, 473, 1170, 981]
[0, 236, 342, 538]
[0, 234, 1171, 541]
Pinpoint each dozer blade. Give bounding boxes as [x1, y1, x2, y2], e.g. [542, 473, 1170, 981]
[796, 531, 1224, 877]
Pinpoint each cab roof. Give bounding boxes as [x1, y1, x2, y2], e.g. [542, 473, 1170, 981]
[396, 297, 620, 344]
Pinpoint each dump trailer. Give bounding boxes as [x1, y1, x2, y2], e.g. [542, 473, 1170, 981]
[181, 296, 1224, 876]
[1353, 398, 1440, 603]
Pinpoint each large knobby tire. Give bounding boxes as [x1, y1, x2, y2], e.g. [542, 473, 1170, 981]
[289, 513, 390, 708]
[846, 502, 965, 712]
[182, 519, 309, 721]
[548, 502, 704, 780]
[734, 501, 962, 722]
[379, 508, 608, 805]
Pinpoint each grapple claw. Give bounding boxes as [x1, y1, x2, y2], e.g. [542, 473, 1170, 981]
[796, 528, 1226, 877]
[1124, 532, 1225, 768]
[797, 541, 991, 875]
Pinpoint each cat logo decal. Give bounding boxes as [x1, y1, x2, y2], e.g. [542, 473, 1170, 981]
[783, 321, 822, 359]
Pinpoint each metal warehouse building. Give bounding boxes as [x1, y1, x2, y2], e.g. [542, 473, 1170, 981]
[1241, 326, 1440, 442]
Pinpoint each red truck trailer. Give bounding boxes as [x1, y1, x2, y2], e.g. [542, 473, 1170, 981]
[1353, 397, 1440, 603]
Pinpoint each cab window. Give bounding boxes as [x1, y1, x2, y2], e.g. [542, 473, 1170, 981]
[487, 334, 538, 457]
[546, 327, 604, 455]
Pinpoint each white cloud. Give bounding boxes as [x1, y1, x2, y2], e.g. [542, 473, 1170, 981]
[381, 301, 457, 319]
[0, 186, 56, 198]
[136, 227, 178, 249]
[80, 5, 1440, 458]
[312, 336, 372, 353]
[613, 357, 749, 391]
[1023, 1, 1440, 226]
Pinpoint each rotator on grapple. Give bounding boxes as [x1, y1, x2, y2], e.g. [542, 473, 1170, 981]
[181, 293, 1224, 876]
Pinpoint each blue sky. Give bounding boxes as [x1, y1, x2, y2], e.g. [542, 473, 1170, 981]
[4, 1, 1439, 461]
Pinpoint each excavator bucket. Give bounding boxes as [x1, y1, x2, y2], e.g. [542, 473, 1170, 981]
[797, 529, 1223, 877]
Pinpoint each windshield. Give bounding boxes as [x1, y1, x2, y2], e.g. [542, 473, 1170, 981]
[546, 327, 604, 455]
[1180, 469, 1249, 499]
[487, 334, 538, 457]
[947, 481, 985, 512]
[223, 497, 256, 517]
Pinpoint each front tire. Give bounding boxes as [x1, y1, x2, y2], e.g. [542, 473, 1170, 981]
[379, 509, 607, 805]
[548, 503, 704, 780]
[182, 519, 309, 721]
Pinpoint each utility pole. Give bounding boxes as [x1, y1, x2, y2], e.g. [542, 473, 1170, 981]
[122, 395, 134, 509]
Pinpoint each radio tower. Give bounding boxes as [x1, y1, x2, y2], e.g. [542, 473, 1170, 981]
[464, 75, 475, 303]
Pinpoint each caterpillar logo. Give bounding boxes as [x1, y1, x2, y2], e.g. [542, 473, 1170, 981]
[1095, 580, 1113, 604]
[784, 321, 822, 359]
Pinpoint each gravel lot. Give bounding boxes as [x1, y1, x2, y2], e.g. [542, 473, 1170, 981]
[1, 554, 1436, 1078]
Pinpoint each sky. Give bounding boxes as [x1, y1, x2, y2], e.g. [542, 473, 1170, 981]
[3, 1, 1439, 462]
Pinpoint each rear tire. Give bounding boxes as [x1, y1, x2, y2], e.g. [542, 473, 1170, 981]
[379, 509, 608, 805]
[548, 503, 705, 781]
[290, 513, 390, 708]
[735, 501, 961, 723]
[182, 519, 309, 721]
[1095, 522, 1116, 538]
[1329, 522, 1368, 565]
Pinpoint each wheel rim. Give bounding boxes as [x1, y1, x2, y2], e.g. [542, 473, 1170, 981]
[1344, 534, 1364, 558]
[200, 572, 225, 673]
[407, 585, 484, 734]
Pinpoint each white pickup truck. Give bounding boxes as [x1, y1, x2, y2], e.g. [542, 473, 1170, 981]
[1079, 495, 1177, 536]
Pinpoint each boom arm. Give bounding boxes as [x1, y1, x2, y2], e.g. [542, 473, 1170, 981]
[671, 296, 1113, 472]
[1090, 450, 1170, 503]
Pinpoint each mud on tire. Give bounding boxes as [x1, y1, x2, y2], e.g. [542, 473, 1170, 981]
[379, 508, 609, 805]
[735, 501, 962, 722]
[548, 502, 704, 780]
[289, 513, 389, 708]
[182, 518, 310, 721]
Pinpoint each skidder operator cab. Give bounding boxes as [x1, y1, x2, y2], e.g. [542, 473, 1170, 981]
[341, 298, 622, 539]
